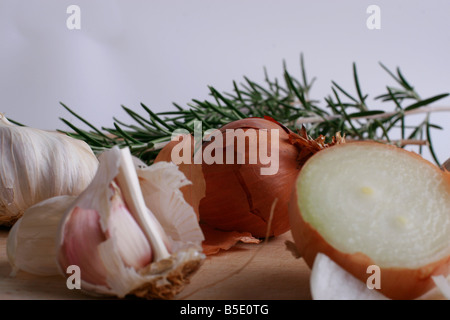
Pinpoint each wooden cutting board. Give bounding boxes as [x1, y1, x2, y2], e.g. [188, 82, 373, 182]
[0, 228, 312, 300]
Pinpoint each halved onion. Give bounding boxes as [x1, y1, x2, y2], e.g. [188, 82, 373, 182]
[289, 141, 450, 300]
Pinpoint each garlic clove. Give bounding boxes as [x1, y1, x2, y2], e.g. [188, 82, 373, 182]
[7, 195, 77, 276]
[430, 275, 450, 299]
[310, 252, 389, 300]
[115, 147, 171, 261]
[107, 187, 153, 269]
[58, 183, 155, 294]
[311, 252, 450, 300]
[58, 205, 109, 288]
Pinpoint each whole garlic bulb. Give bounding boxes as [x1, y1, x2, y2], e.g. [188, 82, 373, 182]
[7, 146, 205, 299]
[0, 113, 98, 226]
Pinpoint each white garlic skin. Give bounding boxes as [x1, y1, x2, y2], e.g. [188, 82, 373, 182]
[0, 114, 98, 226]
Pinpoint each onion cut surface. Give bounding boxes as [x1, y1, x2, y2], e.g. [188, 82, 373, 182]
[289, 142, 450, 300]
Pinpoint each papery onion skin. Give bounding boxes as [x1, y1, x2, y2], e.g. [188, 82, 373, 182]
[198, 118, 300, 238]
[288, 142, 450, 300]
[154, 134, 205, 219]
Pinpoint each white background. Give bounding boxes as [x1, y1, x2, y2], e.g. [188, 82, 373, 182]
[0, 0, 449, 164]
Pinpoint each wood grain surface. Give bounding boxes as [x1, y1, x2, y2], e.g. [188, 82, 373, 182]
[0, 228, 312, 300]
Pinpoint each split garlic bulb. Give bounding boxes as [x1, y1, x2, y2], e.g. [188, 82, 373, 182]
[0, 113, 98, 226]
[7, 146, 205, 299]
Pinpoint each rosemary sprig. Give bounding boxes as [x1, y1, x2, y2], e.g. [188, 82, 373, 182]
[58, 54, 450, 166]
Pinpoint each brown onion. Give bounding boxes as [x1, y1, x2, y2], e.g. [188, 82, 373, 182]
[154, 133, 261, 254]
[198, 117, 343, 238]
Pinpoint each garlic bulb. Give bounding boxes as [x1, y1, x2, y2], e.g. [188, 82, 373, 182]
[0, 113, 98, 226]
[7, 146, 205, 299]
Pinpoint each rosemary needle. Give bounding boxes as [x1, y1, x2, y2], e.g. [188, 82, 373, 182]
[58, 54, 450, 166]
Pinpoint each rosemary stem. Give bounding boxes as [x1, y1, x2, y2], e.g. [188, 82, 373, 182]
[149, 141, 170, 151]
[346, 138, 428, 147]
[295, 105, 450, 127]
[149, 133, 428, 154]
[387, 139, 428, 147]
